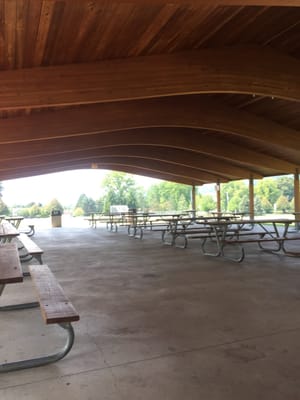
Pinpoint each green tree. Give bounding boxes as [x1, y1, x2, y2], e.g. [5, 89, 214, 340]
[101, 172, 144, 213]
[276, 176, 294, 201]
[0, 198, 9, 215]
[255, 178, 280, 208]
[73, 207, 84, 217]
[198, 194, 216, 212]
[95, 198, 104, 213]
[276, 195, 291, 213]
[75, 194, 96, 215]
[43, 198, 64, 217]
[260, 196, 273, 213]
[147, 182, 191, 211]
[221, 181, 248, 212]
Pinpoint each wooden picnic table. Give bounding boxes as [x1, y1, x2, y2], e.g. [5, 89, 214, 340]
[0, 243, 79, 372]
[0, 221, 20, 243]
[0, 243, 23, 285]
[197, 218, 300, 262]
[5, 216, 24, 229]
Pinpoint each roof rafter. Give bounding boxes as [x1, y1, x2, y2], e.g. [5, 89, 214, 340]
[0, 127, 295, 173]
[0, 47, 298, 111]
[0, 97, 299, 154]
[0, 161, 205, 186]
[98, 1, 300, 5]
[0, 144, 262, 179]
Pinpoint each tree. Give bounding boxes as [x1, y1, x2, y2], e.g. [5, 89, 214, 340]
[0, 198, 9, 215]
[198, 194, 216, 212]
[43, 198, 64, 216]
[147, 181, 191, 211]
[73, 207, 84, 217]
[260, 197, 273, 213]
[276, 176, 294, 201]
[101, 172, 144, 213]
[221, 181, 248, 212]
[255, 178, 280, 208]
[276, 195, 291, 213]
[75, 194, 96, 215]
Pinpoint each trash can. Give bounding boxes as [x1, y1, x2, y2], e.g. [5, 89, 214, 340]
[51, 209, 62, 227]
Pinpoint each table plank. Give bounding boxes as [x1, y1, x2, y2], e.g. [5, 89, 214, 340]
[0, 243, 23, 284]
[29, 264, 80, 324]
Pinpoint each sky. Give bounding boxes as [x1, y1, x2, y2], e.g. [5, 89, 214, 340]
[2, 169, 162, 207]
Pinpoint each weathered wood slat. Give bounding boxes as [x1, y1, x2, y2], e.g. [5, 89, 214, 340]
[29, 264, 80, 324]
[18, 233, 43, 256]
[0, 243, 23, 284]
[0, 221, 19, 238]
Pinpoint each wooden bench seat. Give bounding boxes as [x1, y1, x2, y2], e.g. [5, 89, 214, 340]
[0, 243, 39, 311]
[18, 233, 43, 264]
[29, 264, 80, 324]
[219, 234, 300, 262]
[0, 243, 23, 285]
[0, 264, 80, 373]
[148, 223, 170, 231]
[162, 226, 214, 247]
[185, 228, 276, 240]
[85, 217, 101, 228]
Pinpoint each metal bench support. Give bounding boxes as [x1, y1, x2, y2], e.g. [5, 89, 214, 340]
[0, 284, 39, 311]
[0, 322, 75, 373]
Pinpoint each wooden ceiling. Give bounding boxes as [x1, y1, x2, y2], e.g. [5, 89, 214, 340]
[0, 0, 299, 185]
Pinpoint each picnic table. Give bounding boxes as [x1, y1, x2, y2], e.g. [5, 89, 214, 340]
[197, 218, 300, 262]
[5, 216, 24, 229]
[0, 243, 79, 372]
[0, 220, 20, 243]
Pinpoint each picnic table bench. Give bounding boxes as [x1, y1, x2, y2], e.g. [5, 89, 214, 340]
[0, 244, 79, 372]
[18, 233, 44, 264]
[126, 215, 177, 240]
[0, 220, 20, 243]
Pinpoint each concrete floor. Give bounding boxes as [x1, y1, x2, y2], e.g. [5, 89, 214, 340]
[1, 224, 300, 399]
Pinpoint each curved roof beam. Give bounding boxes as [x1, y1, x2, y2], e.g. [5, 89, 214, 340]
[0, 97, 299, 154]
[0, 144, 262, 179]
[0, 160, 205, 186]
[0, 152, 226, 184]
[104, 1, 300, 5]
[0, 47, 298, 110]
[0, 127, 295, 173]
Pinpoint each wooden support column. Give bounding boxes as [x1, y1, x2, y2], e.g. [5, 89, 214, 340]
[249, 176, 254, 219]
[191, 185, 196, 217]
[294, 169, 300, 230]
[216, 182, 221, 213]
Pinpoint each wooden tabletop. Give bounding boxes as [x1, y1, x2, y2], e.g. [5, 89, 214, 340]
[0, 221, 19, 239]
[0, 243, 23, 284]
[198, 218, 296, 226]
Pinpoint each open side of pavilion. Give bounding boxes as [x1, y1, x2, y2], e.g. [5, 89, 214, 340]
[1, 224, 300, 399]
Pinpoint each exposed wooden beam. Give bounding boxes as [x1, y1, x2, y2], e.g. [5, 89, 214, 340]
[0, 162, 204, 186]
[0, 47, 298, 111]
[92, 164, 204, 186]
[0, 145, 262, 180]
[94, 1, 300, 5]
[0, 97, 299, 155]
[0, 153, 224, 184]
[0, 127, 295, 173]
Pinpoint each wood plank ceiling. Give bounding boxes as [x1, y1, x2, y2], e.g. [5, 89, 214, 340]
[0, 0, 299, 186]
